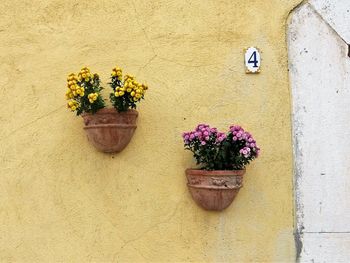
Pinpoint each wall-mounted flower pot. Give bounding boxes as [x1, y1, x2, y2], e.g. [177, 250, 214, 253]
[82, 108, 138, 153]
[185, 169, 245, 211]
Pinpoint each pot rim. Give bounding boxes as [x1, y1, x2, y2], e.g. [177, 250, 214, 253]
[187, 184, 241, 190]
[185, 168, 245, 176]
[83, 124, 137, 129]
[81, 107, 138, 117]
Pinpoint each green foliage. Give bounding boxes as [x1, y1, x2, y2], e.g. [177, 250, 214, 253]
[109, 76, 138, 112]
[65, 67, 105, 115]
[76, 76, 105, 115]
[109, 67, 148, 112]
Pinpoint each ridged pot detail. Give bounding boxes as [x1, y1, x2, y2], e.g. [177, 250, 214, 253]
[82, 108, 138, 153]
[185, 169, 245, 211]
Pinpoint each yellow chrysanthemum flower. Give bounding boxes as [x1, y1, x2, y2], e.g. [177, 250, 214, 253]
[67, 99, 79, 111]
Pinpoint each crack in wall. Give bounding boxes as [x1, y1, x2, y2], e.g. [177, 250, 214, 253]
[0, 105, 65, 142]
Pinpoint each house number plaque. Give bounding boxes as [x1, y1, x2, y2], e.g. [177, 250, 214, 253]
[245, 47, 261, 73]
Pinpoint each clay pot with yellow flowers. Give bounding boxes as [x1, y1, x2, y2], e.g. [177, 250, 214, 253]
[65, 66, 148, 153]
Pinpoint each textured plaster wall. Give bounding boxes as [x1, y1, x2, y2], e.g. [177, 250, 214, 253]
[0, 0, 299, 262]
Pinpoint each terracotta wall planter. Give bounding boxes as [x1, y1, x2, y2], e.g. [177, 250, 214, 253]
[82, 108, 138, 153]
[185, 169, 245, 211]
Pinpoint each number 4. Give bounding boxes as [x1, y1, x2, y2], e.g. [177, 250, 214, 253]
[248, 51, 258, 68]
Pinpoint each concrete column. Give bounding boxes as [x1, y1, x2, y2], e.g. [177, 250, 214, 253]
[288, 1, 350, 261]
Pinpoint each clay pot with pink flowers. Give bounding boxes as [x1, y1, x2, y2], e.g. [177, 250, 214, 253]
[185, 169, 245, 211]
[182, 124, 260, 211]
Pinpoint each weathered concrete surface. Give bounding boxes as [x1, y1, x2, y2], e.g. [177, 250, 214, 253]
[310, 0, 350, 43]
[0, 0, 300, 261]
[288, 1, 350, 262]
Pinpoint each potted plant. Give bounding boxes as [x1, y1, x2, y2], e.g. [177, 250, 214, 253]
[182, 124, 260, 211]
[65, 66, 148, 153]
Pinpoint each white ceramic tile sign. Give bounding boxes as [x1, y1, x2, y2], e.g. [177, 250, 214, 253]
[245, 47, 261, 73]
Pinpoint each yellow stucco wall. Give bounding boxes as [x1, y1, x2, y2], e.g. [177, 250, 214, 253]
[0, 0, 301, 262]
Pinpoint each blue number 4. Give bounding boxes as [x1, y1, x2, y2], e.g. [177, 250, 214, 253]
[248, 51, 259, 68]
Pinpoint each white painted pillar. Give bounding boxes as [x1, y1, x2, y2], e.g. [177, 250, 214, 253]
[288, 1, 350, 262]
